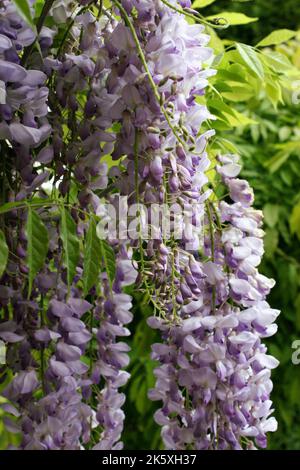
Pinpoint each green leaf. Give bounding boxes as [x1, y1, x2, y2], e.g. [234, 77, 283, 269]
[222, 85, 255, 102]
[264, 228, 278, 258]
[208, 98, 257, 127]
[265, 80, 282, 108]
[0, 230, 8, 279]
[264, 142, 300, 172]
[25, 208, 49, 297]
[290, 202, 300, 241]
[264, 150, 290, 173]
[129, 375, 143, 403]
[215, 65, 246, 84]
[214, 137, 240, 154]
[294, 292, 300, 331]
[83, 219, 102, 295]
[236, 43, 264, 79]
[60, 207, 80, 286]
[99, 239, 116, 288]
[278, 126, 292, 142]
[12, 0, 36, 31]
[207, 12, 258, 26]
[192, 0, 217, 8]
[0, 198, 48, 215]
[260, 51, 292, 73]
[263, 204, 280, 228]
[257, 29, 297, 47]
[280, 169, 293, 187]
[0, 340, 6, 365]
[208, 27, 224, 54]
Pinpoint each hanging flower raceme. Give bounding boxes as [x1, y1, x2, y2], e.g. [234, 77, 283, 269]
[93, 0, 215, 314]
[93, 251, 137, 450]
[148, 154, 279, 450]
[0, 2, 52, 444]
[0, 0, 280, 452]
[0, 0, 50, 149]
[0, 0, 135, 450]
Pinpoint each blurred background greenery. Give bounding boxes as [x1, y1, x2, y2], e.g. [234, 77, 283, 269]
[207, 0, 300, 45]
[1, 0, 300, 450]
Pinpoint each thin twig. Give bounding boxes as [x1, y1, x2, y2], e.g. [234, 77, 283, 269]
[160, 0, 229, 30]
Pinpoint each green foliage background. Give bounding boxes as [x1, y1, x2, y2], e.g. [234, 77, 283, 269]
[1, 0, 300, 450]
[207, 0, 300, 44]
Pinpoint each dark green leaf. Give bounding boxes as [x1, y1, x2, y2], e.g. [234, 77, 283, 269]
[83, 219, 102, 295]
[25, 208, 49, 297]
[99, 239, 116, 288]
[0, 199, 47, 215]
[60, 207, 80, 286]
[0, 230, 8, 278]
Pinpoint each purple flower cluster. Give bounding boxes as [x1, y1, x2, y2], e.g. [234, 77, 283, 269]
[0, 0, 280, 451]
[0, 0, 50, 149]
[94, 0, 216, 320]
[148, 154, 279, 449]
[93, 253, 137, 450]
[0, 1, 135, 450]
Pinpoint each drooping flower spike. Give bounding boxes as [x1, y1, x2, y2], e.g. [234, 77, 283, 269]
[0, 0, 279, 451]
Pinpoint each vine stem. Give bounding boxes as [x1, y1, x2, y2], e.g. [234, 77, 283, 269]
[160, 0, 229, 30]
[210, 201, 222, 232]
[112, 0, 186, 149]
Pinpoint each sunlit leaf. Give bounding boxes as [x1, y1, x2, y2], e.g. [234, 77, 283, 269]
[290, 202, 300, 240]
[236, 43, 264, 79]
[207, 12, 258, 26]
[260, 51, 293, 73]
[192, 0, 217, 8]
[257, 29, 297, 47]
[266, 80, 283, 108]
